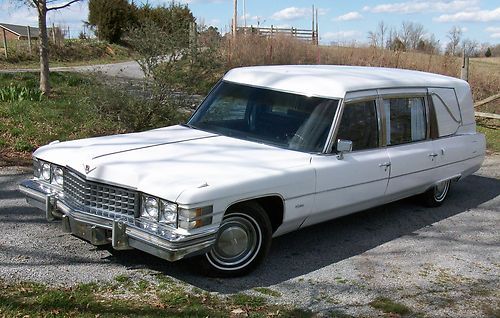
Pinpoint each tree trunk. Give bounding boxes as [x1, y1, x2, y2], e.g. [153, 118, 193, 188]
[37, 0, 50, 95]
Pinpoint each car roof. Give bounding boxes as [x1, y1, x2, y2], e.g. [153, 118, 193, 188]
[223, 65, 469, 99]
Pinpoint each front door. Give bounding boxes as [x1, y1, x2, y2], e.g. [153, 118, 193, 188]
[303, 97, 390, 228]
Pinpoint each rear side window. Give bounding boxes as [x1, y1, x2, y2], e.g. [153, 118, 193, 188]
[383, 97, 426, 145]
[337, 100, 378, 151]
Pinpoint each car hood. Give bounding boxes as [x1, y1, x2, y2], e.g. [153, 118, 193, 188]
[34, 125, 313, 203]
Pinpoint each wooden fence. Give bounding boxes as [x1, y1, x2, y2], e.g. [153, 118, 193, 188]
[237, 26, 318, 44]
[474, 93, 500, 120]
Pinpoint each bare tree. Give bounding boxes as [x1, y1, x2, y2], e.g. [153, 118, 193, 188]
[399, 21, 424, 50]
[17, 0, 82, 95]
[367, 30, 379, 48]
[461, 38, 479, 57]
[367, 21, 388, 49]
[446, 26, 462, 56]
[377, 21, 387, 49]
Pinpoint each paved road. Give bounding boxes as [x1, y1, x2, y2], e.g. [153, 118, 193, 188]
[0, 155, 499, 317]
[0, 60, 145, 79]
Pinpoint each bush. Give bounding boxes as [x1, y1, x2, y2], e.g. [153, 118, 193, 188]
[485, 47, 492, 57]
[90, 84, 188, 132]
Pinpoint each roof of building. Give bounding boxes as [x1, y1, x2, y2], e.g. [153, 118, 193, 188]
[223, 65, 469, 98]
[0, 23, 40, 38]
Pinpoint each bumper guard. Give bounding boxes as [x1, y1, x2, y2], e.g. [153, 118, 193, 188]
[19, 179, 217, 262]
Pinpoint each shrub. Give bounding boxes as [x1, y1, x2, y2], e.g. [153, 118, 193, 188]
[89, 83, 188, 132]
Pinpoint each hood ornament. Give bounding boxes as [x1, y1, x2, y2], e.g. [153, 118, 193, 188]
[84, 164, 96, 174]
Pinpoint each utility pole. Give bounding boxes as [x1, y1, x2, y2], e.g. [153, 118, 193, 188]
[312, 4, 315, 43]
[243, 0, 247, 27]
[232, 0, 238, 38]
[315, 8, 319, 45]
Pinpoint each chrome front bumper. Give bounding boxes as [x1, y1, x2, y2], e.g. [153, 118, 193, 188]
[19, 179, 217, 262]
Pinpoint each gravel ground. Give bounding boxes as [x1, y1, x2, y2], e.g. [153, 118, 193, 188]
[0, 155, 499, 317]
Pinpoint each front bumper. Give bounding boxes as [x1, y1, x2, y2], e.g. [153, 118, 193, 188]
[19, 179, 217, 262]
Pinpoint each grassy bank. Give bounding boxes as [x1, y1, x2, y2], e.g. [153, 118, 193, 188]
[0, 72, 186, 165]
[0, 40, 134, 69]
[0, 278, 312, 318]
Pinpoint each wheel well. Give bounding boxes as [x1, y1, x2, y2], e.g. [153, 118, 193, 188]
[229, 196, 284, 233]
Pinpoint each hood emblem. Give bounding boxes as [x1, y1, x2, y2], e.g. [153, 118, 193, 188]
[84, 164, 96, 174]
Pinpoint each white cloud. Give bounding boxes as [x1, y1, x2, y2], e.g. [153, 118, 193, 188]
[486, 26, 500, 38]
[434, 7, 500, 22]
[322, 30, 362, 41]
[363, 1, 478, 14]
[486, 26, 500, 32]
[271, 7, 311, 21]
[271, 7, 327, 21]
[335, 11, 363, 22]
[461, 27, 468, 32]
[241, 13, 261, 22]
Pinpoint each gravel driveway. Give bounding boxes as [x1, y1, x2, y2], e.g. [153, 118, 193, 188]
[0, 60, 145, 79]
[1, 155, 499, 317]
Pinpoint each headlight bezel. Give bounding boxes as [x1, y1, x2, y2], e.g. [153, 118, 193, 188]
[140, 194, 178, 228]
[34, 159, 64, 187]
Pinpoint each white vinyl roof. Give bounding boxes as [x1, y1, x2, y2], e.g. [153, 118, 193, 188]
[223, 65, 469, 99]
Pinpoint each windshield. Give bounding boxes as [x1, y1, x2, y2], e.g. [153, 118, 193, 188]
[188, 81, 339, 153]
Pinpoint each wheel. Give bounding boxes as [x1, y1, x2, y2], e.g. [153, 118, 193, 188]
[421, 179, 451, 207]
[198, 202, 272, 277]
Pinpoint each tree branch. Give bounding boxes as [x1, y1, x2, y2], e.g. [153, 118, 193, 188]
[47, 0, 81, 11]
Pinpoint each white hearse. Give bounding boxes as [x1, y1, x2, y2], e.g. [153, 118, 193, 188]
[19, 66, 485, 276]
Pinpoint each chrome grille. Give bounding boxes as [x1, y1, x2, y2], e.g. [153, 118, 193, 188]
[63, 169, 138, 218]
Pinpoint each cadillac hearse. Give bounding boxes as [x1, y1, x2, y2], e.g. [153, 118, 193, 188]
[19, 65, 486, 276]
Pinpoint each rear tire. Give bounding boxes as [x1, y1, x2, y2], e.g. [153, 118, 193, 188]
[198, 202, 272, 277]
[421, 179, 451, 207]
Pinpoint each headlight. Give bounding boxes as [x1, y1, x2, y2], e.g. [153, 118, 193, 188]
[41, 162, 51, 181]
[178, 206, 213, 230]
[141, 196, 159, 220]
[140, 195, 178, 228]
[51, 166, 63, 186]
[159, 200, 177, 225]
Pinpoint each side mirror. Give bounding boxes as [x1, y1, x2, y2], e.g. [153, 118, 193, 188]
[336, 139, 353, 159]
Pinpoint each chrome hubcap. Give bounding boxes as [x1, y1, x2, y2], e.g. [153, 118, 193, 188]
[434, 180, 449, 201]
[208, 213, 261, 270]
[216, 226, 249, 258]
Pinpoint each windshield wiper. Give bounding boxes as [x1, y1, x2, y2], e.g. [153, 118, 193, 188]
[181, 123, 198, 130]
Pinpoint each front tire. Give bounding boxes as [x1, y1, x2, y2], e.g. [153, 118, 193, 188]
[421, 179, 451, 207]
[198, 202, 272, 277]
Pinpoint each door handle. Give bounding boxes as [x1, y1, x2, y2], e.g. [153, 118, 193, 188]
[378, 162, 391, 167]
[429, 153, 438, 158]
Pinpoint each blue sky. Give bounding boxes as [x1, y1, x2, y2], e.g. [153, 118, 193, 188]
[1, 0, 499, 46]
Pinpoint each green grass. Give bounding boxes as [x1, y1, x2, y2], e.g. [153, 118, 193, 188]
[477, 123, 500, 153]
[253, 287, 282, 297]
[0, 40, 135, 69]
[369, 297, 411, 316]
[230, 293, 267, 308]
[0, 279, 312, 318]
